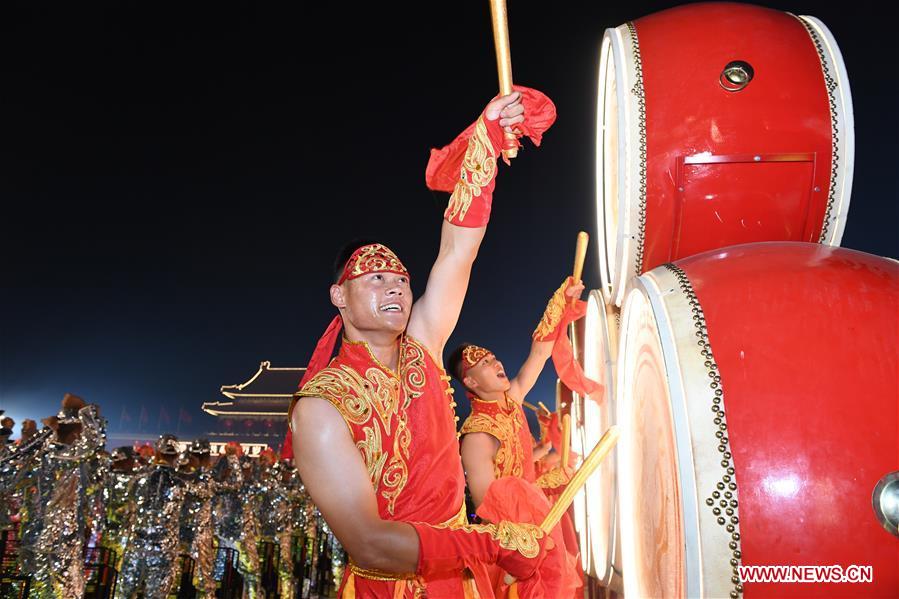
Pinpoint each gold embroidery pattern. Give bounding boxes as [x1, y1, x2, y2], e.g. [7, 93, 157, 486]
[356, 425, 388, 489]
[446, 117, 497, 223]
[460, 411, 523, 478]
[536, 465, 570, 491]
[381, 338, 428, 513]
[433, 521, 544, 559]
[349, 562, 421, 583]
[381, 419, 410, 515]
[345, 243, 409, 281]
[296, 339, 428, 515]
[533, 280, 568, 340]
[401, 340, 427, 406]
[298, 365, 373, 425]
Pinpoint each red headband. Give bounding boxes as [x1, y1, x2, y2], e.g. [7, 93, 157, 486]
[338, 243, 409, 285]
[283, 243, 409, 459]
[461, 344, 492, 377]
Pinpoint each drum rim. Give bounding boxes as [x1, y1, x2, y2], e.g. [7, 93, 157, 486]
[584, 290, 621, 585]
[619, 274, 702, 598]
[795, 14, 855, 247]
[621, 263, 749, 599]
[596, 25, 641, 307]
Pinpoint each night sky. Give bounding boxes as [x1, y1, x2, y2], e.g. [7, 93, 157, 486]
[2, 2, 896, 442]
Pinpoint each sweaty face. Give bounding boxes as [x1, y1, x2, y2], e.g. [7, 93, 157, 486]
[337, 272, 412, 335]
[464, 353, 511, 394]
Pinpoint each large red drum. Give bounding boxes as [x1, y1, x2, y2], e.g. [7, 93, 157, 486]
[616, 242, 898, 598]
[596, 3, 855, 306]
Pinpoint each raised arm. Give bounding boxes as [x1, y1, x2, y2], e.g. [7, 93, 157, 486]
[291, 396, 420, 573]
[508, 340, 553, 403]
[409, 93, 525, 355]
[509, 280, 585, 401]
[408, 223, 485, 353]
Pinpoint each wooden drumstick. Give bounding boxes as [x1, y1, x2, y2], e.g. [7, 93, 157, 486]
[561, 413, 571, 473]
[573, 231, 589, 282]
[504, 425, 620, 584]
[489, 0, 518, 160]
[537, 401, 551, 417]
[570, 231, 589, 306]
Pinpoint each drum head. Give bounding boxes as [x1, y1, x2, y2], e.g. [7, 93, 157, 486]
[617, 286, 686, 598]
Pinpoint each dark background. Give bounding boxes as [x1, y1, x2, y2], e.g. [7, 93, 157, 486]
[1, 1, 896, 442]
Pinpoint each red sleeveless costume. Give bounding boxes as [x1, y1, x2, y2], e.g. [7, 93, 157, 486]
[297, 335, 485, 597]
[460, 394, 536, 484]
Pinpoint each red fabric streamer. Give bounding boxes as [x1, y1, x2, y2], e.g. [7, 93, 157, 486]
[281, 314, 343, 459]
[425, 86, 558, 192]
[425, 86, 557, 228]
[551, 300, 604, 399]
[477, 477, 582, 599]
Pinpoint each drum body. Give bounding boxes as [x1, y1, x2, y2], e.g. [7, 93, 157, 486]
[596, 2, 855, 306]
[571, 291, 622, 589]
[616, 242, 898, 598]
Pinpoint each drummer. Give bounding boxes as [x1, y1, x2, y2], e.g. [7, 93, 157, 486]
[449, 277, 584, 504]
[447, 277, 586, 598]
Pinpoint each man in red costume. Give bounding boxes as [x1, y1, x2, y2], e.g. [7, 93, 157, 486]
[288, 88, 558, 597]
[449, 277, 586, 598]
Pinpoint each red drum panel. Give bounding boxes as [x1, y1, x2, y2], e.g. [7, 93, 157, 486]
[638, 4, 834, 267]
[675, 158, 816, 259]
[678, 242, 899, 597]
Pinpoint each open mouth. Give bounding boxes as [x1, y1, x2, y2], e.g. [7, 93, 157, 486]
[380, 303, 403, 313]
[498, 371, 507, 379]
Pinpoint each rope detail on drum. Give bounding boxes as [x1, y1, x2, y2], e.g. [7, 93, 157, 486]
[663, 263, 744, 599]
[795, 16, 840, 244]
[626, 21, 649, 276]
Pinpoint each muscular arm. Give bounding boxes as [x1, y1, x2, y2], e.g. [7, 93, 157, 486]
[460, 432, 500, 508]
[408, 222, 485, 356]
[291, 397, 419, 573]
[408, 94, 524, 357]
[507, 340, 553, 403]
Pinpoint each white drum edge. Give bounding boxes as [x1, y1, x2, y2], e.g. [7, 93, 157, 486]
[620, 273, 702, 597]
[595, 33, 615, 302]
[796, 15, 856, 247]
[596, 24, 643, 307]
[637, 264, 746, 599]
[584, 290, 620, 585]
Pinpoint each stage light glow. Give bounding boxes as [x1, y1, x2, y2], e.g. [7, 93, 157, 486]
[763, 474, 801, 499]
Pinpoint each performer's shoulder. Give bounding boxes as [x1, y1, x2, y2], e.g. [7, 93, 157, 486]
[459, 412, 501, 439]
[294, 363, 375, 428]
[296, 364, 361, 402]
[402, 334, 435, 363]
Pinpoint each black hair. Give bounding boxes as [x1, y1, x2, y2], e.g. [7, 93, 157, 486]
[447, 343, 474, 386]
[333, 238, 380, 284]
